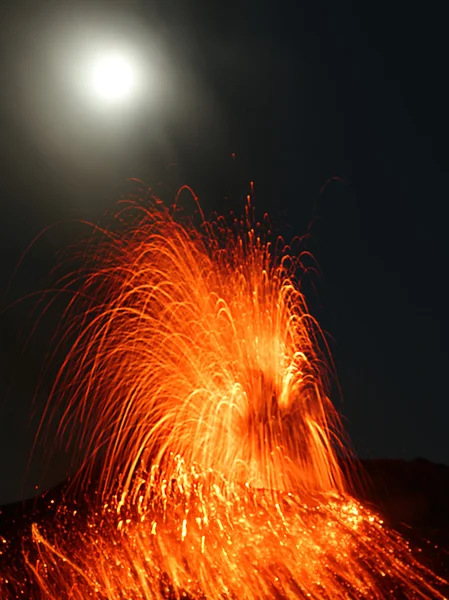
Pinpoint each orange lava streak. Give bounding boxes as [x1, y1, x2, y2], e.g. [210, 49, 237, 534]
[55, 198, 346, 501]
[1, 192, 447, 599]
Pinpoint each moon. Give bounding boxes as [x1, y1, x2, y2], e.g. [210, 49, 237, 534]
[89, 53, 136, 103]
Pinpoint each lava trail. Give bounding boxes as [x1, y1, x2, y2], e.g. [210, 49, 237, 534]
[1, 191, 446, 599]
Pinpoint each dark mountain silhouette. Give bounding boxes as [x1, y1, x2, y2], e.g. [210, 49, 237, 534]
[1, 458, 449, 596]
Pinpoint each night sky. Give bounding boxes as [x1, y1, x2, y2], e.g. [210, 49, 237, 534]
[0, 0, 448, 505]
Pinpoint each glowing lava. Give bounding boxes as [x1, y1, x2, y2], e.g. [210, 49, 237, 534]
[1, 189, 446, 598]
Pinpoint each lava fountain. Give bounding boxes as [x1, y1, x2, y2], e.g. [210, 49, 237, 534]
[1, 188, 447, 598]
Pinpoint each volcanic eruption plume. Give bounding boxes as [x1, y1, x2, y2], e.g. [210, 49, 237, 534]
[1, 188, 447, 598]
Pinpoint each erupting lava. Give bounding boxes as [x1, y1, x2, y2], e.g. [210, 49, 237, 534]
[1, 188, 447, 598]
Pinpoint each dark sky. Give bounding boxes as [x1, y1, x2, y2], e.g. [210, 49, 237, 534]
[0, 0, 448, 505]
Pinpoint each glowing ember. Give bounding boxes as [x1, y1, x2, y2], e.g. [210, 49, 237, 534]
[1, 188, 446, 598]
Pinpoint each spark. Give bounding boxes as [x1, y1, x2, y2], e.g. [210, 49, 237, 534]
[1, 190, 446, 598]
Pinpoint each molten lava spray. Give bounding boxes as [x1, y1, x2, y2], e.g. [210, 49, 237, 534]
[1, 189, 447, 598]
